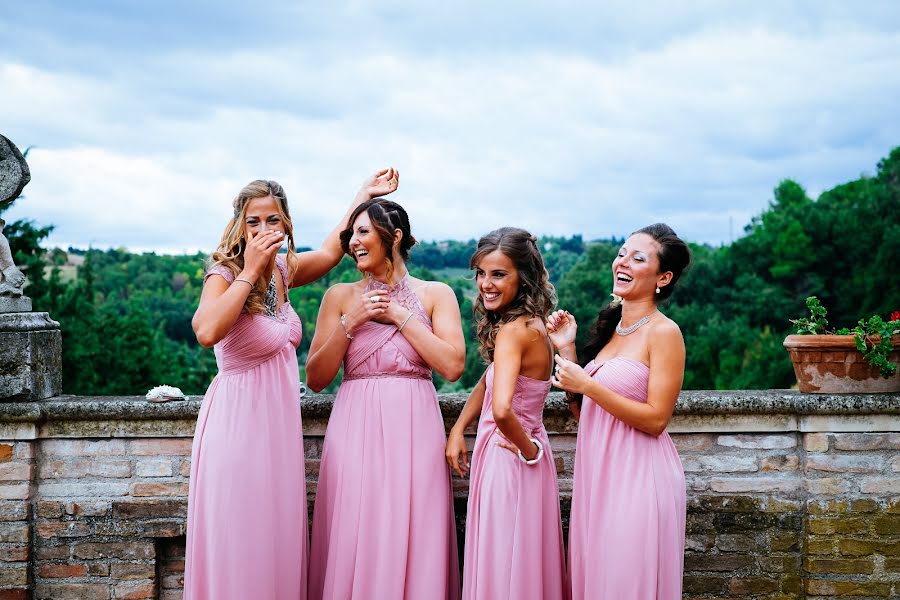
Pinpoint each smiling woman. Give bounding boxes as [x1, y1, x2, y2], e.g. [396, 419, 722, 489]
[184, 168, 399, 600]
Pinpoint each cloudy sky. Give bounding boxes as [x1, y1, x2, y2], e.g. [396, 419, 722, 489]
[3, 1, 899, 253]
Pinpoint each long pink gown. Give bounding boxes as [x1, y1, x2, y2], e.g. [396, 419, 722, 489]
[463, 363, 567, 600]
[568, 357, 685, 600]
[308, 275, 459, 600]
[185, 255, 308, 600]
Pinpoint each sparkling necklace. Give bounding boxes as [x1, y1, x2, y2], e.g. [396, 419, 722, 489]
[616, 310, 657, 336]
[264, 271, 278, 317]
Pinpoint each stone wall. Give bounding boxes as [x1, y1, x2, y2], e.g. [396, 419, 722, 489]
[0, 391, 898, 599]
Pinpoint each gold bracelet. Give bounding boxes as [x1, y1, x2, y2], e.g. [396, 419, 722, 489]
[397, 311, 413, 332]
[234, 278, 254, 288]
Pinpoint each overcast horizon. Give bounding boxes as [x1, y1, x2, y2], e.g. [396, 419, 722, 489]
[3, 2, 899, 254]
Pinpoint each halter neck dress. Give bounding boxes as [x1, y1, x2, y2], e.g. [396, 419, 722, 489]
[462, 362, 567, 600]
[568, 357, 685, 600]
[185, 255, 308, 600]
[308, 274, 460, 600]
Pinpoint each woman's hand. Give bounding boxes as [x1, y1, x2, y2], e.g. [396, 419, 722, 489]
[358, 167, 400, 200]
[550, 354, 593, 396]
[343, 290, 392, 333]
[445, 429, 469, 477]
[546, 310, 577, 352]
[377, 297, 411, 326]
[495, 430, 538, 460]
[243, 229, 284, 279]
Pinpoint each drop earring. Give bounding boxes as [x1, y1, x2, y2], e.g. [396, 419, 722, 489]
[655, 286, 661, 294]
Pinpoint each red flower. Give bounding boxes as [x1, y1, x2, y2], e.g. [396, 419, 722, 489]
[891, 311, 900, 322]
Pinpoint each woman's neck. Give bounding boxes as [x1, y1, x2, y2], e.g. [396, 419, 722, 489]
[620, 298, 657, 326]
[369, 260, 408, 286]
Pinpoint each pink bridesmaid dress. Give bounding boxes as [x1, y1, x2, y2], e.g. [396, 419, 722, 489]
[568, 357, 686, 600]
[463, 363, 567, 600]
[185, 255, 308, 600]
[308, 274, 459, 600]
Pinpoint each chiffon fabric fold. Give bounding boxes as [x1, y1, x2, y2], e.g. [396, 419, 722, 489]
[309, 275, 459, 600]
[463, 363, 567, 600]
[568, 357, 685, 600]
[185, 256, 308, 600]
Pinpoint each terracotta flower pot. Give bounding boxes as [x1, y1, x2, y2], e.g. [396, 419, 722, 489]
[783, 334, 900, 393]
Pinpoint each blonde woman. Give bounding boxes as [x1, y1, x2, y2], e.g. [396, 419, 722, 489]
[185, 169, 398, 600]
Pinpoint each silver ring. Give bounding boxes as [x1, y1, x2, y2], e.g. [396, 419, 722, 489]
[370, 295, 381, 303]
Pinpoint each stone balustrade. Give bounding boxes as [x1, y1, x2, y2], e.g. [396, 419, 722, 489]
[0, 390, 898, 599]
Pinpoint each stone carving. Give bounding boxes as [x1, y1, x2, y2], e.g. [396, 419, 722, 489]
[0, 135, 31, 301]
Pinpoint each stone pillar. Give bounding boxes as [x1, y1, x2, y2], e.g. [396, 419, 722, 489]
[0, 312, 62, 401]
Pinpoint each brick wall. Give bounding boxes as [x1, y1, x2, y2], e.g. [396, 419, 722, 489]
[0, 391, 897, 599]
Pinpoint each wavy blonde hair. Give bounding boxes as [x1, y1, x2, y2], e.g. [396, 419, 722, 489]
[208, 180, 298, 315]
[470, 227, 557, 362]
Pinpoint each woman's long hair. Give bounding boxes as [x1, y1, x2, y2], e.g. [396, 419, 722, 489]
[208, 180, 298, 315]
[339, 198, 416, 284]
[470, 227, 556, 362]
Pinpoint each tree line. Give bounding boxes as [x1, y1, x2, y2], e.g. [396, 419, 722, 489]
[3, 147, 898, 396]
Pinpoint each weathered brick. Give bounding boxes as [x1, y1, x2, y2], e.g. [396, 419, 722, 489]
[40, 482, 129, 498]
[0, 484, 30, 500]
[804, 433, 829, 452]
[805, 578, 891, 596]
[135, 459, 173, 478]
[0, 589, 28, 600]
[760, 455, 799, 472]
[682, 575, 726, 594]
[33, 583, 109, 600]
[886, 557, 900, 572]
[860, 478, 900, 494]
[36, 521, 91, 539]
[873, 515, 900, 534]
[111, 563, 155, 580]
[0, 501, 29, 521]
[672, 434, 715, 452]
[0, 546, 30, 561]
[37, 563, 88, 578]
[806, 477, 852, 495]
[0, 445, 12, 462]
[806, 455, 882, 473]
[0, 522, 29, 543]
[770, 531, 800, 552]
[131, 482, 189, 497]
[839, 538, 900, 556]
[40, 458, 131, 479]
[759, 555, 800, 573]
[128, 438, 192, 456]
[12, 443, 33, 460]
[709, 477, 801, 494]
[141, 521, 185, 538]
[728, 576, 779, 594]
[808, 516, 869, 535]
[715, 534, 756, 552]
[717, 434, 796, 449]
[683, 455, 758, 473]
[0, 463, 33, 482]
[65, 501, 109, 517]
[86, 563, 110, 577]
[112, 499, 187, 519]
[36, 500, 63, 519]
[114, 579, 155, 600]
[178, 459, 191, 477]
[41, 439, 127, 456]
[832, 433, 900, 451]
[0, 566, 28, 587]
[34, 544, 69, 560]
[806, 557, 875, 574]
[684, 553, 753, 571]
[73, 541, 155, 560]
[685, 534, 715, 552]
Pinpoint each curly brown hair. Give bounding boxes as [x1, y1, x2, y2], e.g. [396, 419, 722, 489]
[470, 227, 556, 362]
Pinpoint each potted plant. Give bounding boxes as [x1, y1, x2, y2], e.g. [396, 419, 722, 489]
[783, 297, 900, 393]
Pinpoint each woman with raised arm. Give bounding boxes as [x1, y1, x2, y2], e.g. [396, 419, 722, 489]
[184, 169, 399, 600]
[306, 198, 465, 600]
[547, 223, 690, 600]
[446, 227, 567, 600]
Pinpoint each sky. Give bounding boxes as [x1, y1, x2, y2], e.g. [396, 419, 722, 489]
[2, 1, 900, 253]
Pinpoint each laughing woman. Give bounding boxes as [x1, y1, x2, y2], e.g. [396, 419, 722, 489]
[548, 223, 690, 600]
[306, 198, 465, 600]
[446, 227, 567, 600]
[185, 169, 399, 600]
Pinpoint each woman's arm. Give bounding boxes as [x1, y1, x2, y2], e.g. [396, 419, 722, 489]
[384, 282, 466, 381]
[552, 321, 685, 436]
[446, 371, 487, 477]
[192, 229, 284, 348]
[491, 324, 541, 460]
[305, 285, 393, 392]
[290, 168, 399, 288]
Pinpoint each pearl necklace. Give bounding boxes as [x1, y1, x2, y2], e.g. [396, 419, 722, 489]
[616, 310, 657, 336]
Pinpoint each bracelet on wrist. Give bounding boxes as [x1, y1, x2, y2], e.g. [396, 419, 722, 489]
[517, 438, 544, 465]
[397, 311, 413, 332]
[339, 314, 354, 340]
[234, 277, 255, 288]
